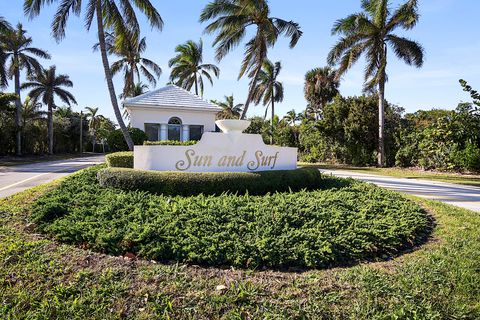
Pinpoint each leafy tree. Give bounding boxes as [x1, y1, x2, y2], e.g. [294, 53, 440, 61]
[304, 66, 339, 119]
[0, 92, 17, 154]
[95, 31, 161, 98]
[200, 0, 302, 119]
[22, 66, 77, 154]
[25, 0, 164, 151]
[328, 0, 424, 166]
[213, 95, 243, 120]
[252, 59, 283, 143]
[169, 39, 219, 96]
[0, 23, 50, 155]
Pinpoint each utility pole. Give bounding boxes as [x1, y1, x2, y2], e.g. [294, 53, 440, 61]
[80, 111, 83, 154]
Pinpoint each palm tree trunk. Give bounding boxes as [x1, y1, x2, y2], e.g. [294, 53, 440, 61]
[194, 75, 198, 96]
[47, 102, 53, 155]
[14, 67, 22, 156]
[270, 92, 275, 145]
[378, 79, 385, 167]
[240, 63, 263, 120]
[95, 0, 134, 150]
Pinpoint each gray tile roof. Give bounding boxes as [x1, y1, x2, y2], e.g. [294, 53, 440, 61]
[123, 85, 222, 111]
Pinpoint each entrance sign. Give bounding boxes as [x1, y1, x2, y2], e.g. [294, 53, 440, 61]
[134, 120, 297, 172]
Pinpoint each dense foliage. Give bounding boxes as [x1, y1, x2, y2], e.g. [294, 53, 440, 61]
[97, 167, 339, 196]
[299, 95, 403, 166]
[31, 166, 428, 269]
[143, 140, 197, 146]
[395, 103, 480, 170]
[106, 127, 147, 152]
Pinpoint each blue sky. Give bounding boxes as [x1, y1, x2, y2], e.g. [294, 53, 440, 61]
[2, 0, 479, 123]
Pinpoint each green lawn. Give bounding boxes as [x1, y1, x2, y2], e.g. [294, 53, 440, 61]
[300, 162, 480, 187]
[1, 181, 479, 318]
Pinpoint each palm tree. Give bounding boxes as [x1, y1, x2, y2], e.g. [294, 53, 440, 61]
[169, 39, 219, 96]
[213, 95, 244, 120]
[252, 59, 283, 143]
[24, 0, 163, 151]
[304, 67, 339, 120]
[327, 0, 424, 166]
[283, 109, 300, 126]
[95, 31, 162, 98]
[21, 66, 77, 154]
[0, 17, 12, 87]
[200, 0, 302, 119]
[84, 106, 100, 151]
[0, 23, 50, 155]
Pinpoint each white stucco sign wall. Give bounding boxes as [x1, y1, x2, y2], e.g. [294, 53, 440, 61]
[134, 132, 297, 172]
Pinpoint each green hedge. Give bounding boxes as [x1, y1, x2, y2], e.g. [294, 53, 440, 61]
[143, 140, 197, 146]
[105, 152, 133, 168]
[97, 167, 345, 196]
[32, 165, 429, 269]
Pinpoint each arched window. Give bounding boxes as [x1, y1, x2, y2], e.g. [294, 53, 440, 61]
[168, 117, 182, 125]
[168, 117, 182, 141]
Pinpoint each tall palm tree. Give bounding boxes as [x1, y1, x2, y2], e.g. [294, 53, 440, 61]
[213, 95, 244, 120]
[95, 31, 162, 98]
[327, 0, 424, 166]
[304, 67, 339, 120]
[169, 39, 219, 96]
[200, 0, 302, 119]
[0, 17, 12, 87]
[0, 23, 50, 155]
[21, 66, 77, 154]
[24, 0, 163, 151]
[252, 59, 283, 143]
[84, 106, 100, 151]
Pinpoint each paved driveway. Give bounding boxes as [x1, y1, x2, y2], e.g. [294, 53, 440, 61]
[0, 155, 105, 199]
[321, 169, 480, 212]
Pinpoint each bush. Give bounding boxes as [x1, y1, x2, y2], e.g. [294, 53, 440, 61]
[107, 127, 147, 152]
[97, 167, 345, 196]
[143, 140, 197, 146]
[105, 152, 133, 168]
[31, 165, 429, 269]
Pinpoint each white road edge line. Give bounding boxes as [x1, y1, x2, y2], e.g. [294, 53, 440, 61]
[0, 163, 88, 192]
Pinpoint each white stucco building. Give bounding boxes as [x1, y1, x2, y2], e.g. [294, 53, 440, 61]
[124, 85, 222, 142]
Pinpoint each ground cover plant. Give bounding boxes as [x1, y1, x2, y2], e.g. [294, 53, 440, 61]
[97, 167, 342, 196]
[31, 166, 429, 269]
[1, 179, 479, 318]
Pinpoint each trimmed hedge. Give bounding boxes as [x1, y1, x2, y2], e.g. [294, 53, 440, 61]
[97, 167, 345, 196]
[105, 152, 133, 168]
[32, 165, 430, 269]
[143, 140, 197, 146]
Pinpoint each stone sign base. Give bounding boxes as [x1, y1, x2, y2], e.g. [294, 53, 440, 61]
[134, 132, 297, 172]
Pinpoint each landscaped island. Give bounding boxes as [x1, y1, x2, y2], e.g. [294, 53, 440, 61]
[30, 162, 429, 269]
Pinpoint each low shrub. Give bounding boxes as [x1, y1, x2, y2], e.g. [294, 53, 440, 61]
[105, 152, 133, 168]
[31, 165, 429, 269]
[97, 167, 345, 196]
[143, 140, 197, 146]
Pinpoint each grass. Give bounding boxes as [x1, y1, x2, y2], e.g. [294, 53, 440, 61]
[300, 162, 480, 187]
[0, 175, 479, 318]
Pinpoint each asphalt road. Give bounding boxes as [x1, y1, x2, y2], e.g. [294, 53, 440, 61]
[321, 169, 480, 212]
[0, 155, 105, 199]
